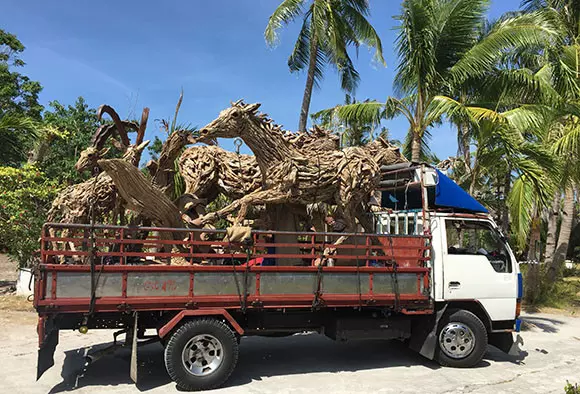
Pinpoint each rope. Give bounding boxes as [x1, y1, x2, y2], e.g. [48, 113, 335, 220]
[234, 138, 247, 194]
[86, 167, 104, 323]
[355, 233, 362, 310]
[242, 239, 252, 313]
[387, 235, 400, 312]
[227, 237, 245, 312]
[311, 237, 325, 310]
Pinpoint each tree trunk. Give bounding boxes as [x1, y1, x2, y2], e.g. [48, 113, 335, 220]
[544, 191, 560, 263]
[547, 186, 574, 282]
[459, 122, 471, 171]
[500, 169, 511, 235]
[524, 217, 541, 304]
[298, 35, 318, 132]
[410, 130, 422, 163]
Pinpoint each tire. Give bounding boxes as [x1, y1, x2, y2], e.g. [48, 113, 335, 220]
[164, 318, 239, 391]
[435, 309, 487, 368]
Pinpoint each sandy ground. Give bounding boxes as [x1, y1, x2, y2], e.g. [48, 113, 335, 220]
[0, 310, 577, 394]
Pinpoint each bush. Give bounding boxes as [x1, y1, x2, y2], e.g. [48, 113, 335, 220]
[0, 165, 60, 267]
[565, 381, 579, 394]
[522, 263, 580, 308]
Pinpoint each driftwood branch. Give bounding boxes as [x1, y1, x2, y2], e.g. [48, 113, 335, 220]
[151, 129, 191, 195]
[98, 158, 184, 231]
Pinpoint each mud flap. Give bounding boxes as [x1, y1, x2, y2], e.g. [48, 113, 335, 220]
[409, 305, 447, 360]
[489, 332, 524, 356]
[37, 315, 59, 380]
[130, 312, 138, 384]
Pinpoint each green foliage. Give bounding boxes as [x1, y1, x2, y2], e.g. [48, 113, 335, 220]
[565, 381, 579, 394]
[0, 29, 43, 119]
[0, 165, 60, 267]
[0, 113, 40, 167]
[266, 0, 385, 99]
[206, 194, 232, 230]
[147, 136, 164, 160]
[0, 29, 44, 165]
[312, 95, 386, 147]
[522, 263, 580, 307]
[40, 97, 100, 184]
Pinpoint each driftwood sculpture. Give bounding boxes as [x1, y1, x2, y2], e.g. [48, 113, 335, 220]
[47, 106, 151, 257]
[178, 145, 261, 202]
[75, 105, 147, 175]
[194, 101, 406, 241]
[47, 141, 149, 256]
[97, 159, 184, 230]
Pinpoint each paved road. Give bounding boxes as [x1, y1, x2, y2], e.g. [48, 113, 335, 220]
[1, 311, 579, 394]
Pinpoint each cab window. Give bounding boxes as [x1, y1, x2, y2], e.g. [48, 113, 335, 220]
[445, 219, 512, 273]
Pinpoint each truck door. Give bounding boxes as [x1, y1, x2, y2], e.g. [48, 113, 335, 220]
[442, 218, 517, 321]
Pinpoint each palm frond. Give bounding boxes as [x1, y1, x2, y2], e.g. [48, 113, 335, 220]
[265, 0, 307, 46]
[450, 11, 559, 83]
[432, 0, 488, 75]
[313, 100, 386, 127]
[288, 16, 311, 72]
[0, 113, 39, 165]
[553, 120, 580, 156]
[341, 3, 385, 65]
[394, 0, 437, 95]
[508, 175, 536, 250]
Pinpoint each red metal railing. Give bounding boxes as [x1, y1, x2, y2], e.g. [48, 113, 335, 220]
[36, 223, 432, 313]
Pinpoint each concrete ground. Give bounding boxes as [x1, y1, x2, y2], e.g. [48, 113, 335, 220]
[0, 310, 578, 394]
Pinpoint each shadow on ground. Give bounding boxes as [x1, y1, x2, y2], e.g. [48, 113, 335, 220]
[49, 332, 529, 392]
[521, 315, 565, 334]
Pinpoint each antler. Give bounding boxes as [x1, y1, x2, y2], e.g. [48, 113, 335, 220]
[97, 105, 131, 148]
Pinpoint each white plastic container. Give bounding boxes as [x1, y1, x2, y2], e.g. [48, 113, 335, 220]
[16, 267, 34, 297]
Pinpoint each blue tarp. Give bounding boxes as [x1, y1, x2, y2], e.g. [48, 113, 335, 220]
[435, 170, 488, 213]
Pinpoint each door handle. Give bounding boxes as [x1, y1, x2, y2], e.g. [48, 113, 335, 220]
[449, 281, 461, 289]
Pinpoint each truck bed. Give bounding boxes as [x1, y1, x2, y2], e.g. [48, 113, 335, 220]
[35, 223, 432, 314]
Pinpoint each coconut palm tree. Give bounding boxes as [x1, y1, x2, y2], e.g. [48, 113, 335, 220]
[265, 0, 385, 132]
[314, 0, 558, 161]
[521, 0, 580, 282]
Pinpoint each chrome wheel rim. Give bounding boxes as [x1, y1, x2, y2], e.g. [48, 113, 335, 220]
[182, 334, 223, 376]
[439, 323, 475, 359]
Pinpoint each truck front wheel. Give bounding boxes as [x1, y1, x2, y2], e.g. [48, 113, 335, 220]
[436, 309, 487, 368]
[164, 318, 239, 391]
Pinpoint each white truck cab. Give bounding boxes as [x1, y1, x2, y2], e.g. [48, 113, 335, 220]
[374, 163, 522, 362]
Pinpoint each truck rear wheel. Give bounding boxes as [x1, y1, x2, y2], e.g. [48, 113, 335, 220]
[435, 309, 487, 368]
[164, 318, 239, 391]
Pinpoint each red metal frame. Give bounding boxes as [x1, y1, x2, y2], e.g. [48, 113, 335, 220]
[36, 223, 432, 314]
[158, 309, 244, 337]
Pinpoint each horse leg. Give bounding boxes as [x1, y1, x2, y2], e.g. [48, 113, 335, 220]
[200, 188, 287, 226]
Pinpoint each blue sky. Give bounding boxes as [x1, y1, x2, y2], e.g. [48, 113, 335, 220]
[2, 0, 522, 159]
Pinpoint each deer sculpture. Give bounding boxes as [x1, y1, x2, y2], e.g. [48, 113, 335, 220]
[47, 106, 150, 259]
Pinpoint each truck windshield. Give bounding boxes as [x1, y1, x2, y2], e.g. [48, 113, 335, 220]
[445, 219, 512, 273]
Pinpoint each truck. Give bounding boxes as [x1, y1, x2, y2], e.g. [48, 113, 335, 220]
[33, 163, 522, 391]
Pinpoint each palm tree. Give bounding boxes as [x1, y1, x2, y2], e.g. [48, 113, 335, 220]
[0, 113, 40, 166]
[314, 0, 558, 161]
[265, 0, 385, 131]
[312, 95, 377, 147]
[522, 0, 580, 281]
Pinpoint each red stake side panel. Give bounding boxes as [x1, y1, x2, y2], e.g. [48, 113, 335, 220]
[36, 224, 432, 314]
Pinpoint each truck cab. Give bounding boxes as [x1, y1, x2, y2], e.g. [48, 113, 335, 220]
[374, 163, 522, 362]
